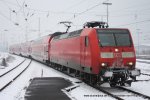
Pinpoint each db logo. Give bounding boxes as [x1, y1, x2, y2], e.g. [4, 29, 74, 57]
[114, 53, 121, 58]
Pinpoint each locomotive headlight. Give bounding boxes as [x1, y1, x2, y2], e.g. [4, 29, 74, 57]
[127, 62, 135, 69]
[128, 62, 133, 66]
[115, 48, 119, 52]
[101, 63, 107, 67]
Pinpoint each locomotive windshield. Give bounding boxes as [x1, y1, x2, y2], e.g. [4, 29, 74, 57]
[97, 29, 132, 46]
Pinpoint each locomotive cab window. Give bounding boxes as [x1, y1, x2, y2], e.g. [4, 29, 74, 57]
[97, 29, 132, 47]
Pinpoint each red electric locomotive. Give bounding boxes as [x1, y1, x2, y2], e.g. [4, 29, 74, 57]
[50, 21, 140, 86]
[9, 21, 140, 86]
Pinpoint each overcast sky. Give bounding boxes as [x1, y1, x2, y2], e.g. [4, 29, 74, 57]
[0, 0, 150, 47]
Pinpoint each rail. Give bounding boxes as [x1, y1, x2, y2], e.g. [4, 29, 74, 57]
[0, 59, 26, 77]
[0, 60, 32, 92]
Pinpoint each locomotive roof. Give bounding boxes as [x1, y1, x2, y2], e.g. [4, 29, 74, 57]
[52, 29, 82, 40]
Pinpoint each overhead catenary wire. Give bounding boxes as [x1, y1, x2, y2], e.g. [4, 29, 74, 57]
[0, 0, 13, 11]
[0, 0, 19, 7]
[67, 0, 109, 21]
[1, 0, 149, 22]
[1, 0, 150, 18]
[115, 19, 150, 27]
[0, 0, 150, 45]
[0, 0, 150, 33]
[63, 0, 88, 11]
[0, 10, 25, 31]
[0, 11, 15, 23]
[109, 1, 150, 14]
[1, 0, 28, 19]
[15, 0, 25, 13]
[15, 0, 27, 21]
[0, 0, 26, 22]
[9, 0, 108, 19]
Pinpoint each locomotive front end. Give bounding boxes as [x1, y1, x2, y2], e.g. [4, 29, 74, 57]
[97, 29, 140, 86]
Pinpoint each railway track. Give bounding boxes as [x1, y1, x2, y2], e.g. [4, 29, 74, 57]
[85, 82, 124, 100]
[46, 64, 150, 100]
[135, 73, 150, 82]
[18, 58, 150, 100]
[85, 83, 150, 100]
[0, 59, 32, 92]
[0, 59, 26, 77]
[78, 79, 150, 100]
[95, 86, 150, 100]
[116, 86, 150, 99]
[45, 63, 150, 100]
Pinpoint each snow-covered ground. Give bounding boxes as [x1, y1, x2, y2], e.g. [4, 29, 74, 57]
[0, 56, 25, 75]
[0, 52, 150, 100]
[137, 59, 150, 63]
[125, 61, 150, 97]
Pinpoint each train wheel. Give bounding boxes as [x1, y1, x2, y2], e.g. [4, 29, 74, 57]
[91, 75, 97, 86]
[125, 81, 132, 87]
[110, 83, 116, 87]
[131, 76, 136, 81]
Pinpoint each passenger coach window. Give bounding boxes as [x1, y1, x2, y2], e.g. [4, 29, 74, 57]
[85, 36, 89, 47]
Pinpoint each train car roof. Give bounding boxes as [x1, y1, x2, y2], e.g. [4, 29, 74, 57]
[52, 29, 82, 41]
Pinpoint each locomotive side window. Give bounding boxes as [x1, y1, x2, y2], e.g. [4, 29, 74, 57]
[97, 29, 132, 47]
[85, 36, 89, 47]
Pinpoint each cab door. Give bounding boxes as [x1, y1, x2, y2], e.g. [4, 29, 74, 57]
[80, 36, 89, 68]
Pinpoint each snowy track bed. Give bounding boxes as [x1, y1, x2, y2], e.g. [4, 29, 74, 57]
[123, 60, 150, 98]
[0, 54, 25, 73]
[0, 59, 26, 77]
[0, 59, 32, 91]
[101, 86, 150, 100]
[36, 59, 150, 100]
[1, 54, 150, 100]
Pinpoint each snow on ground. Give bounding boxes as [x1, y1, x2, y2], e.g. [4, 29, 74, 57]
[0, 59, 31, 89]
[0, 52, 150, 100]
[125, 61, 150, 97]
[16, 61, 114, 100]
[0, 52, 9, 58]
[38, 63, 114, 100]
[137, 59, 150, 63]
[68, 60, 150, 100]
[0, 52, 25, 72]
[66, 83, 115, 100]
[0, 54, 114, 100]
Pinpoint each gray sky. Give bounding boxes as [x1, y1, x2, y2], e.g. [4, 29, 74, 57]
[0, 0, 150, 46]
